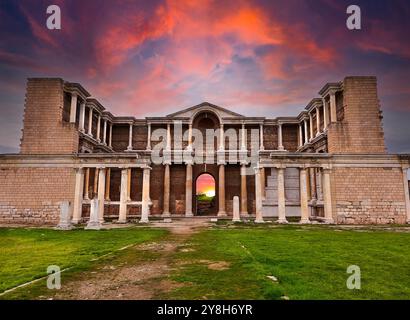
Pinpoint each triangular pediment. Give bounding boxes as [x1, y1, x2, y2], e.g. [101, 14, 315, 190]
[166, 102, 243, 118]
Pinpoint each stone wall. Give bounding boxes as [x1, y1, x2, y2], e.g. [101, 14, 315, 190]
[332, 167, 407, 224]
[327, 77, 386, 154]
[0, 167, 75, 224]
[20, 78, 79, 154]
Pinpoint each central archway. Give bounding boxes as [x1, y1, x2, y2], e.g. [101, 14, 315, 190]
[195, 173, 216, 216]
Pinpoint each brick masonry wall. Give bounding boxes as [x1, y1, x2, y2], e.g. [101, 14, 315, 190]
[20, 78, 79, 154]
[332, 167, 407, 224]
[327, 77, 386, 154]
[0, 167, 75, 224]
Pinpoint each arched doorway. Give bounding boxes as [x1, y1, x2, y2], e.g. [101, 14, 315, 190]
[195, 173, 216, 216]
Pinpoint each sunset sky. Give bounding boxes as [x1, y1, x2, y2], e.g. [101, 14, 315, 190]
[0, 0, 409, 153]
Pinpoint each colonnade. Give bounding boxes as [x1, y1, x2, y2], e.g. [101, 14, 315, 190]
[71, 166, 151, 224]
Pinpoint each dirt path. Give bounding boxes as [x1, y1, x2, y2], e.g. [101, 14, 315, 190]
[48, 218, 210, 300]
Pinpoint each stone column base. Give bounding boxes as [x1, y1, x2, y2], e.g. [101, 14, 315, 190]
[277, 218, 288, 224]
[299, 219, 311, 224]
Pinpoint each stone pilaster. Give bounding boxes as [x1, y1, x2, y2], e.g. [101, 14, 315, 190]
[97, 168, 106, 223]
[108, 123, 113, 148]
[259, 124, 264, 151]
[303, 119, 309, 145]
[70, 93, 77, 123]
[72, 168, 84, 224]
[316, 107, 321, 136]
[102, 119, 107, 145]
[127, 123, 133, 151]
[218, 164, 226, 216]
[240, 164, 248, 215]
[87, 107, 93, 137]
[260, 167, 266, 200]
[322, 98, 328, 130]
[322, 168, 334, 223]
[140, 167, 151, 223]
[309, 113, 314, 141]
[162, 164, 171, 217]
[329, 91, 337, 123]
[147, 123, 151, 151]
[299, 168, 309, 224]
[96, 115, 101, 142]
[127, 168, 132, 201]
[278, 123, 284, 150]
[185, 163, 193, 217]
[118, 168, 128, 223]
[254, 167, 264, 223]
[277, 167, 287, 223]
[105, 168, 111, 201]
[84, 168, 90, 200]
[79, 102, 85, 132]
[298, 124, 303, 148]
[402, 168, 410, 224]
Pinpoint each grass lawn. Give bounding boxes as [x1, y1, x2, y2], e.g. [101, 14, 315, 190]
[0, 227, 167, 295]
[161, 224, 410, 300]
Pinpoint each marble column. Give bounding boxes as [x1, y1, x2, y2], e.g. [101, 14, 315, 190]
[70, 93, 77, 123]
[322, 98, 328, 130]
[315, 107, 321, 136]
[96, 115, 101, 142]
[259, 124, 264, 151]
[140, 167, 151, 223]
[402, 168, 410, 224]
[127, 123, 133, 151]
[330, 91, 337, 123]
[299, 168, 309, 224]
[105, 168, 111, 201]
[118, 168, 128, 223]
[277, 168, 287, 223]
[309, 113, 314, 141]
[97, 168, 106, 223]
[185, 163, 193, 217]
[102, 119, 107, 145]
[108, 123, 113, 148]
[303, 119, 309, 145]
[278, 123, 284, 150]
[240, 164, 248, 215]
[87, 107, 93, 137]
[162, 164, 171, 217]
[254, 168, 264, 223]
[79, 102, 85, 132]
[84, 168, 90, 200]
[218, 164, 226, 216]
[72, 168, 84, 224]
[322, 168, 334, 223]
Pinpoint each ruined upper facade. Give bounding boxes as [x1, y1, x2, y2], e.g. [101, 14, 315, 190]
[0, 76, 409, 225]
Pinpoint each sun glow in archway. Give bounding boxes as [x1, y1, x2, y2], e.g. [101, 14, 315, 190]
[196, 173, 215, 197]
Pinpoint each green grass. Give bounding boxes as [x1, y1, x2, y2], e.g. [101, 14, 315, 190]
[0, 227, 167, 294]
[161, 224, 410, 300]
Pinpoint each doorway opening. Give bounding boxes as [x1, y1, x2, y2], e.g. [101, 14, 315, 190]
[195, 173, 216, 216]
